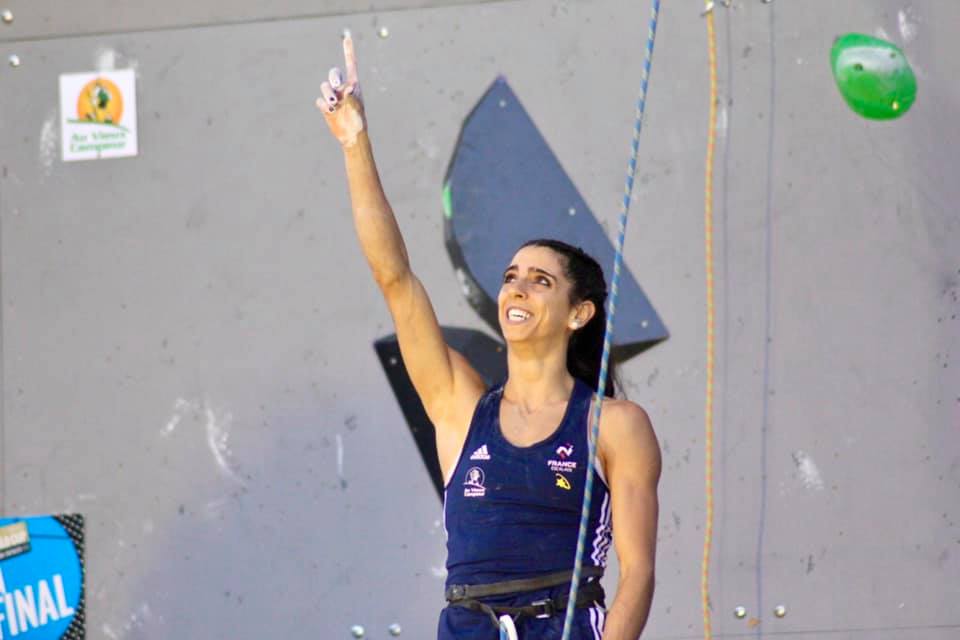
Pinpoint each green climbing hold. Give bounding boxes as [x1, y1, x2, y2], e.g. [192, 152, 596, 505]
[831, 33, 917, 120]
[442, 182, 453, 220]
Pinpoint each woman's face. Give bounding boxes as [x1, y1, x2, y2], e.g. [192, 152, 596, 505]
[497, 245, 577, 343]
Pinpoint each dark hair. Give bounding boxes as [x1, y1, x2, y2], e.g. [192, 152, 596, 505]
[520, 239, 618, 398]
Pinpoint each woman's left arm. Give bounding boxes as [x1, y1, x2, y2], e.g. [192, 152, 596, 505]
[598, 401, 662, 639]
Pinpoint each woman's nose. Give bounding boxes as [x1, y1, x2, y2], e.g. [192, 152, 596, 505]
[508, 282, 528, 298]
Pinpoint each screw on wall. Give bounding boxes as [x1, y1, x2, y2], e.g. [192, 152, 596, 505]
[774, 604, 787, 618]
[388, 623, 402, 636]
[702, 0, 733, 15]
[350, 625, 365, 638]
[1, 9, 13, 24]
[734, 606, 747, 619]
[8, 53, 20, 67]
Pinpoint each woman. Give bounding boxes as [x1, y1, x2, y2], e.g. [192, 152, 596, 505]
[317, 34, 661, 640]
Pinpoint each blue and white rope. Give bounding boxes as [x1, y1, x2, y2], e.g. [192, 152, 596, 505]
[560, 2, 662, 638]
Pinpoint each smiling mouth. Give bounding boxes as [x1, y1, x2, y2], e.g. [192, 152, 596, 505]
[505, 307, 532, 323]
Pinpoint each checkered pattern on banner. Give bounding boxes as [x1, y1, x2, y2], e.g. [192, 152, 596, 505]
[54, 514, 85, 640]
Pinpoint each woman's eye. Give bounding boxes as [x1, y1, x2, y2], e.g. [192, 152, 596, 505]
[536, 277, 550, 286]
[503, 273, 515, 283]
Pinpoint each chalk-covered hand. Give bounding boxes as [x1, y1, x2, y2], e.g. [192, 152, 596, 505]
[317, 31, 365, 148]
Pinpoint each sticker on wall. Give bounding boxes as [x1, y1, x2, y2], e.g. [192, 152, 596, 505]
[0, 515, 85, 639]
[59, 69, 138, 162]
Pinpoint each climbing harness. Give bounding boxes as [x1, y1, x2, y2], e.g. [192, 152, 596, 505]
[445, 567, 605, 634]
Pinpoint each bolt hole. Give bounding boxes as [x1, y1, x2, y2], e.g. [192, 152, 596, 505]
[853, 63, 864, 71]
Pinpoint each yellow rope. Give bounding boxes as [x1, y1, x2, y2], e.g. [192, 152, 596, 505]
[701, 4, 718, 640]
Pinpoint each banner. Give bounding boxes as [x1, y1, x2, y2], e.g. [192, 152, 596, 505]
[0, 515, 84, 639]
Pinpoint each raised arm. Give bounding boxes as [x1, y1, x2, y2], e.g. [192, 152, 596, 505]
[598, 401, 661, 639]
[316, 34, 484, 474]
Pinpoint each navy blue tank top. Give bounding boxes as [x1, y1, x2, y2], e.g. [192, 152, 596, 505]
[443, 379, 613, 586]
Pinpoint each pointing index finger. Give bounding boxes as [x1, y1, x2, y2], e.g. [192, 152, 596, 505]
[342, 30, 359, 86]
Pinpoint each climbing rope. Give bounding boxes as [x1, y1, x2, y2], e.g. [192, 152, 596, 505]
[702, 1, 719, 639]
[559, 2, 662, 638]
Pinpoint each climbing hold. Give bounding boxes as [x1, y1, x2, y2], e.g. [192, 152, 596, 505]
[443, 77, 668, 359]
[830, 33, 916, 120]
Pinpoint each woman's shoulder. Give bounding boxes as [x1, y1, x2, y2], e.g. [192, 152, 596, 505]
[597, 397, 659, 456]
[599, 396, 652, 428]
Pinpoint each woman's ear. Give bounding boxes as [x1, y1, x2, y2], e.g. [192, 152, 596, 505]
[570, 300, 596, 329]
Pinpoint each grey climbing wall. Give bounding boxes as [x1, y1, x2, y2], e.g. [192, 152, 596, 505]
[0, 0, 957, 638]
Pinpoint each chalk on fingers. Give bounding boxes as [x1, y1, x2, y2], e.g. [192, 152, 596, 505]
[329, 67, 344, 89]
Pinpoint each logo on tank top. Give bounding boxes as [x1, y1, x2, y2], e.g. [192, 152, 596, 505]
[548, 443, 577, 474]
[469, 444, 491, 461]
[463, 467, 486, 497]
[555, 473, 572, 490]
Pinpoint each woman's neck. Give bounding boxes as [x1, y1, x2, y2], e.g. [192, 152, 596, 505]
[503, 342, 574, 412]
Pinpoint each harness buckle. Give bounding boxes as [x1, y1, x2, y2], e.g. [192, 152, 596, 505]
[531, 599, 555, 619]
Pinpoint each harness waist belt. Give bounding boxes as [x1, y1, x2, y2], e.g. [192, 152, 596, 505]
[445, 568, 605, 628]
[445, 566, 604, 602]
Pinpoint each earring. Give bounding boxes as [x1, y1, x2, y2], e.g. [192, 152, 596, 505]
[571, 320, 580, 329]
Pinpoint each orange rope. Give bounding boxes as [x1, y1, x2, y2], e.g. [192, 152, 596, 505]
[702, 4, 718, 640]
